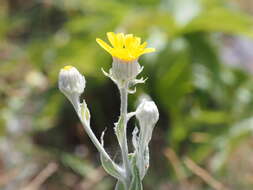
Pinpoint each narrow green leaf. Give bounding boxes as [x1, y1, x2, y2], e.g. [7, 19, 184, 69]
[129, 164, 143, 190]
[115, 180, 125, 190]
[129, 156, 143, 190]
[80, 100, 90, 122]
[114, 116, 125, 145]
[100, 129, 123, 180]
[100, 154, 123, 180]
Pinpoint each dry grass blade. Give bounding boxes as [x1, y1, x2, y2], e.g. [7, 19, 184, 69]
[184, 157, 228, 190]
[77, 167, 107, 189]
[164, 148, 187, 181]
[21, 162, 58, 190]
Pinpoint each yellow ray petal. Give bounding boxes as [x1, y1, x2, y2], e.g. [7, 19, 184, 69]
[130, 37, 141, 49]
[140, 42, 147, 49]
[96, 33, 155, 61]
[96, 38, 113, 54]
[142, 48, 156, 54]
[124, 34, 133, 48]
[116, 33, 124, 48]
[107, 32, 117, 47]
[135, 37, 141, 47]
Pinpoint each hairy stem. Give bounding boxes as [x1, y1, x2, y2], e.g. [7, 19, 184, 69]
[71, 98, 121, 173]
[119, 83, 132, 184]
[81, 120, 111, 161]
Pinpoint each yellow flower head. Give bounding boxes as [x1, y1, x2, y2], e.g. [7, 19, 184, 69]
[96, 32, 155, 62]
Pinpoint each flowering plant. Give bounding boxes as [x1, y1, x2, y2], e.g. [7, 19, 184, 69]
[58, 32, 159, 190]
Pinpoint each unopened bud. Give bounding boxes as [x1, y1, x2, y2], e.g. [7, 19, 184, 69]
[136, 100, 159, 128]
[58, 65, 86, 96]
[135, 99, 159, 179]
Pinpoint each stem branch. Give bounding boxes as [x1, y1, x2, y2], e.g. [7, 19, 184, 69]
[70, 96, 110, 160]
[81, 120, 111, 161]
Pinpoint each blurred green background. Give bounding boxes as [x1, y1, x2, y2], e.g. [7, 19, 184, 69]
[1, 0, 253, 189]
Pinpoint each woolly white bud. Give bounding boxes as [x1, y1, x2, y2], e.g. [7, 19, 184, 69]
[111, 58, 142, 82]
[136, 100, 159, 147]
[135, 99, 159, 179]
[136, 100, 159, 128]
[58, 66, 86, 111]
[58, 65, 86, 96]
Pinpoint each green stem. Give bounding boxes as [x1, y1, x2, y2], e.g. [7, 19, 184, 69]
[71, 97, 122, 173]
[81, 120, 111, 161]
[119, 83, 132, 185]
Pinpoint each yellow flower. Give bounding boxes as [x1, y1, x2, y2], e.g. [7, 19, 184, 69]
[96, 32, 155, 62]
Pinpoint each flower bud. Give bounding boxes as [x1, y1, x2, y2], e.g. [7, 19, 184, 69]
[136, 100, 159, 128]
[135, 99, 159, 179]
[58, 66, 86, 111]
[58, 65, 86, 96]
[111, 57, 142, 82]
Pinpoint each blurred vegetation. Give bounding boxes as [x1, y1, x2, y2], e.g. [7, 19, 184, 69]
[1, 0, 253, 189]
